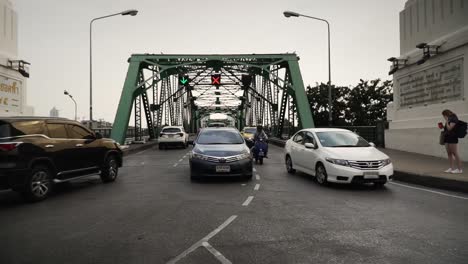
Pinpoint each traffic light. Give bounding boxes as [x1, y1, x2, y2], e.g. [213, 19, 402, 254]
[241, 74, 252, 87]
[211, 74, 221, 85]
[179, 74, 189, 87]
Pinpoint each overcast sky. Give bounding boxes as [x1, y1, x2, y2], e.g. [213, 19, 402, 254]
[15, 0, 406, 122]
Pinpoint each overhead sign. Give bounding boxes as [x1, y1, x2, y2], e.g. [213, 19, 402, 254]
[397, 58, 464, 108]
[0, 74, 22, 113]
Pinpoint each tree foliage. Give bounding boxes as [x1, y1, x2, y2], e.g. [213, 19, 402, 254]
[306, 79, 393, 127]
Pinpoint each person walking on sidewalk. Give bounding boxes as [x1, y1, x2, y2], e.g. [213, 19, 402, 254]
[442, 109, 463, 174]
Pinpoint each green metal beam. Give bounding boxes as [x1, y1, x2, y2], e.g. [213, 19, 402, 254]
[287, 60, 315, 129]
[111, 60, 141, 144]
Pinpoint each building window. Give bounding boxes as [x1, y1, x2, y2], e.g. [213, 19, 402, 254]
[424, 0, 428, 28]
[416, 0, 420, 32]
[440, 0, 444, 20]
[3, 6, 6, 37]
[10, 9, 13, 40]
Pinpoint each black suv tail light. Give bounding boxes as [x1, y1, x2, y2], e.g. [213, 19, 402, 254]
[0, 142, 22, 151]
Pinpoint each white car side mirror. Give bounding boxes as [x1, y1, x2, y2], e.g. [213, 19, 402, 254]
[305, 143, 316, 149]
[369, 142, 376, 147]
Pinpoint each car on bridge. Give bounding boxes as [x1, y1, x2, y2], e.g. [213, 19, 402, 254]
[158, 126, 189, 149]
[241, 126, 256, 148]
[284, 128, 393, 187]
[0, 117, 123, 202]
[189, 127, 253, 180]
[207, 122, 226, 128]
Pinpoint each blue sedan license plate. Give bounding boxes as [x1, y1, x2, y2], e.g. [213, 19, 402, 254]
[216, 166, 231, 172]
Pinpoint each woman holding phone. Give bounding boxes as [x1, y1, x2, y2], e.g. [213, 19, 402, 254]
[442, 109, 463, 173]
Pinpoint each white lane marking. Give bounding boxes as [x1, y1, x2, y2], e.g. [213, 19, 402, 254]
[141, 162, 145, 165]
[167, 215, 237, 264]
[173, 163, 178, 167]
[255, 174, 260, 180]
[390, 182, 468, 200]
[179, 159, 183, 162]
[241, 184, 246, 186]
[253, 168, 257, 172]
[202, 242, 232, 264]
[242, 196, 254, 206]
[254, 184, 260, 191]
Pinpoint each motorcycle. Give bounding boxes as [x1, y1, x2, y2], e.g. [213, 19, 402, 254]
[252, 138, 268, 165]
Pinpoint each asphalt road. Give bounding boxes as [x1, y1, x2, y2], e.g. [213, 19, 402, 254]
[1, 145, 468, 264]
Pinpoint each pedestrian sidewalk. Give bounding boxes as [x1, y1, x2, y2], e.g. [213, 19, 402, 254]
[381, 148, 468, 193]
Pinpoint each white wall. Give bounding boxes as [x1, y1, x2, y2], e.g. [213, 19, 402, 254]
[400, 0, 468, 54]
[0, 0, 32, 117]
[0, 0, 17, 59]
[386, 0, 468, 160]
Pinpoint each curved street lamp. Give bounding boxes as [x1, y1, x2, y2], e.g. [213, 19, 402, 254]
[283, 10, 332, 126]
[64, 90, 77, 120]
[89, 9, 139, 124]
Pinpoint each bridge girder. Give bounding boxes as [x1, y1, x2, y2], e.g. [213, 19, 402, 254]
[110, 54, 314, 144]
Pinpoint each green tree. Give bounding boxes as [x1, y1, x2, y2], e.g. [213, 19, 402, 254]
[306, 83, 350, 127]
[346, 79, 393, 126]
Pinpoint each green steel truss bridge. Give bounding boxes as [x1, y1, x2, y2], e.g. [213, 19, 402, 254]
[110, 53, 315, 144]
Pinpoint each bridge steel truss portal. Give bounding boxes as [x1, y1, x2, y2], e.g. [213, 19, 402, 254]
[110, 54, 315, 144]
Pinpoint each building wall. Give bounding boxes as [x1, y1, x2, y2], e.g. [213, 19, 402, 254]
[400, 0, 468, 54]
[0, 0, 33, 117]
[0, 0, 17, 59]
[387, 0, 468, 160]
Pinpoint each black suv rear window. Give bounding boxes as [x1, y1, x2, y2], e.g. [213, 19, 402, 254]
[0, 120, 44, 137]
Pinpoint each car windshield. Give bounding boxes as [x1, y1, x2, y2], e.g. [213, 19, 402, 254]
[316, 131, 370, 147]
[162, 128, 181, 133]
[244, 128, 256, 134]
[197, 130, 244, 144]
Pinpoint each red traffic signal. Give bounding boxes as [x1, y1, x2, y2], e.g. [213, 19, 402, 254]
[211, 74, 221, 85]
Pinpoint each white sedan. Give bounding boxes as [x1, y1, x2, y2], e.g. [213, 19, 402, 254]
[284, 128, 393, 186]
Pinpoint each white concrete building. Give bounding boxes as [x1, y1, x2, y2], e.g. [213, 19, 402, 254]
[0, 0, 33, 117]
[386, 0, 468, 160]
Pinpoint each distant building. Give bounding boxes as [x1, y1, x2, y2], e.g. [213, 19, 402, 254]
[50, 107, 59, 117]
[0, 0, 34, 117]
[386, 0, 468, 159]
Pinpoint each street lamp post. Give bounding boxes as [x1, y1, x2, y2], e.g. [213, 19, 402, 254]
[283, 11, 332, 126]
[89, 9, 138, 124]
[64, 90, 77, 120]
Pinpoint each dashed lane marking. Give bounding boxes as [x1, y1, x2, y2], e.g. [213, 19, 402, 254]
[179, 159, 183, 162]
[253, 168, 257, 172]
[202, 242, 232, 264]
[166, 215, 237, 264]
[173, 163, 178, 167]
[241, 184, 247, 186]
[390, 182, 468, 200]
[242, 196, 254, 206]
[255, 174, 260, 180]
[254, 184, 260, 191]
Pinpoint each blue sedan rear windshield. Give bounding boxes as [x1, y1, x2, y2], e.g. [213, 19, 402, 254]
[197, 130, 244, 144]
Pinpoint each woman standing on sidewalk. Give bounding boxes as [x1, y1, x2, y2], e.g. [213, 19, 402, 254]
[442, 109, 463, 173]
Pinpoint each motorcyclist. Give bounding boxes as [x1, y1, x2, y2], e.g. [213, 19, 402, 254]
[253, 125, 268, 158]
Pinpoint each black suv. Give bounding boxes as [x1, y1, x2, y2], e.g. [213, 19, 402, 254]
[0, 117, 123, 201]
